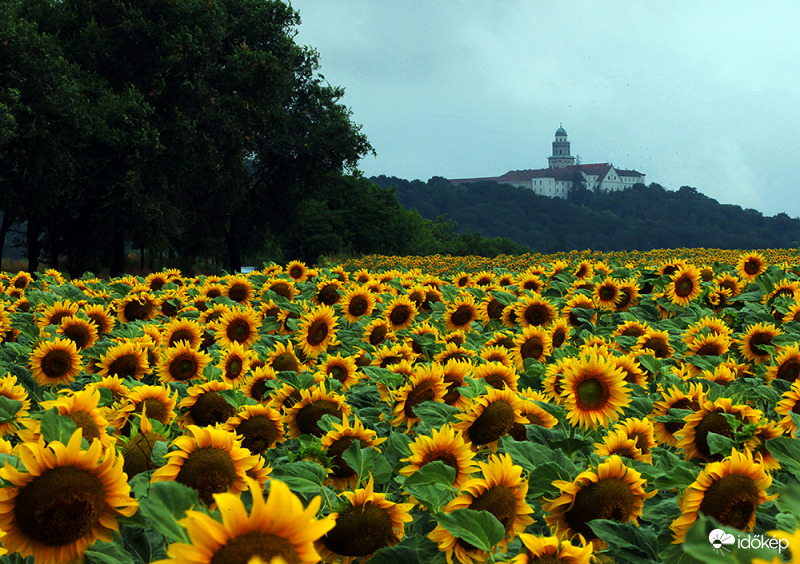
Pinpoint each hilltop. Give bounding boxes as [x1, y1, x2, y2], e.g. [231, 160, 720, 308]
[371, 175, 800, 253]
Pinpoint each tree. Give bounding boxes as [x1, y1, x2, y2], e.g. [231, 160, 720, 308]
[568, 169, 590, 205]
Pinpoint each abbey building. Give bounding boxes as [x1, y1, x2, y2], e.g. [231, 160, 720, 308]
[449, 126, 645, 199]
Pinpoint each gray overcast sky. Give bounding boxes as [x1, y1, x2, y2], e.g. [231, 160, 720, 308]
[290, 1, 800, 218]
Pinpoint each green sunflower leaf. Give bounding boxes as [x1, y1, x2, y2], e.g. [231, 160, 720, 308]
[402, 463, 458, 513]
[765, 436, 800, 474]
[342, 441, 393, 486]
[84, 535, 140, 564]
[135, 480, 198, 543]
[0, 396, 23, 423]
[436, 508, 505, 553]
[412, 401, 461, 428]
[706, 431, 734, 457]
[587, 519, 659, 563]
[270, 460, 329, 492]
[39, 408, 79, 445]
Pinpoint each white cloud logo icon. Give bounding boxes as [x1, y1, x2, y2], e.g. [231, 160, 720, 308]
[709, 529, 736, 553]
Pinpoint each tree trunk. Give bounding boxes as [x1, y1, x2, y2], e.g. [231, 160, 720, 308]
[26, 217, 40, 273]
[109, 228, 125, 277]
[0, 212, 12, 272]
[225, 220, 241, 273]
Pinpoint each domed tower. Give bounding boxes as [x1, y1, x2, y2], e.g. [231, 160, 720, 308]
[548, 124, 576, 168]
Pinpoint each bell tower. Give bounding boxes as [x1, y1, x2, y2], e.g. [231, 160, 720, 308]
[548, 124, 576, 168]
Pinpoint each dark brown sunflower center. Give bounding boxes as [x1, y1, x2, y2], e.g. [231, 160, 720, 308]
[41, 349, 74, 378]
[699, 474, 760, 530]
[696, 342, 724, 356]
[169, 330, 195, 347]
[227, 320, 251, 343]
[575, 377, 609, 409]
[389, 305, 412, 327]
[468, 400, 515, 445]
[271, 352, 300, 373]
[48, 311, 72, 326]
[209, 531, 301, 564]
[470, 485, 518, 534]
[190, 392, 236, 426]
[369, 326, 388, 346]
[481, 369, 512, 390]
[403, 379, 437, 419]
[123, 299, 153, 321]
[598, 286, 618, 302]
[520, 337, 545, 361]
[306, 319, 329, 347]
[451, 305, 475, 327]
[295, 400, 342, 436]
[420, 450, 460, 475]
[289, 266, 304, 279]
[694, 411, 733, 460]
[322, 502, 393, 557]
[748, 333, 774, 356]
[564, 477, 635, 540]
[87, 314, 110, 334]
[664, 398, 701, 435]
[348, 296, 368, 317]
[744, 260, 761, 275]
[327, 436, 360, 479]
[137, 398, 169, 424]
[524, 305, 552, 326]
[63, 325, 91, 349]
[317, 284, 340, 305]
[616, 290, 632, 310]
[270, 282, 293, 299]
[123, 431, 166, 477]
[484, 299, 503, 319]
[777, 358, 800, 382]
[67, 410, 101, 442]
[226, 357, 244, 378]
[551, 328, 566, 349]
[675, 276, 695, 297]
[176, 446, 238, 505]
[170, 353, 199, 381]
[236, 415, 279, 454]
[228, 284, 250, 303]
[108, 353, 142, 378]
[15, 466, 106, 546]
[640, 337, 669, 358]
[329, 365, 347, 382]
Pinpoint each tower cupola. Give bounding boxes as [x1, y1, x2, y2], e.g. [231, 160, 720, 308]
[548, 123, 576, 168]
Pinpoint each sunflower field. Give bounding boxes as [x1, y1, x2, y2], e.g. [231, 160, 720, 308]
[1, 249, 800, 564]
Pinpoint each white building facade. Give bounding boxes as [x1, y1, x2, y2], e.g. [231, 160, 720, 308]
[450, 126, 645, 199]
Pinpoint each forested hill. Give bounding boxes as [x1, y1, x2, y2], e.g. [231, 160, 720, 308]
[370, 176, 800, 252]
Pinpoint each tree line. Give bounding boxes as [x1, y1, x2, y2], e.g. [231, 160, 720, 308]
[371, 175, 800, 252]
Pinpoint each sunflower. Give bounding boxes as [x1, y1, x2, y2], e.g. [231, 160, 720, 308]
[121, 412, 169, 478]
[453, 387, 527, 451]
[650, 382, 707, 446]
[428, 453, 535, 562]
[440, 358, 473, 408]
[399, 424, 478, 489]
[633, 329, 674, 359]
[297, 305, 338, 359]
[543, 455, 656, 550]
[541, 357, 571, 404]
[573, 260, 594, 280]
[217, 341, 256, 387]
[736, 252, 767, 282]
[675, 397, 762, 463]
[317, 476, 413, 564]
[510, 394, 559, 440]
[559, 352, 630, 430]
[286, 260, 310, 282]
[159, 478, 334, 564]
[321, 416, 386, 489]
[746, 420, 785, 471]
[154, 341, 209, 384]
[40, 388, 113, 446]
[316, 353, 359, 390]
[240, 365, 278, 402]
[0, 373, 32, 437]
[511, 324, 552, 369]
[283, 383, 351, 438]
[8, 271, 33, 290]
[670, 449, 775, 543]
[0, 429, 137, 564]
[478, 293, 507, 325]
[30, 337, 83, 387]
[515, 272, 545, 293]
[263, 341, 303, 374]
[444, 294, 479, 332]
[383, 294, 418, 331]
[561, 294, 596, 327]
[113, 384, 178, 432]
[391, 364, 448, 431]
[36, 299, 79, 329]
[151, 425, 258, 506]
[738, 321, 782, 365]
[593, 429, 648, 463]
[98, 341, 149, 380]
[511, 534, 594, 564]
[514, 294, 557, 327]
[55, 315, 99, 351]
[224, 274, 255, 304]
[362, 318, 394, 347]
[116, 290, 158, 322]
[178, 379, 238, 428]
[214, 307, 262, 348]
[479, 344, 514, 367]
[610, 353, 648, 387]
[160, 317, 204, 349]
[592, 277, 621, 310]
[764, 343, 800, 383]
[340, 286, 377, 323]
[262, 276, 297, 301]
[775, 380, 800, 437]
[312, 279, 343, 307]
[222, 403, 285, 455]
[614, 277, 641, 311]
[473, 361, 519, 391]
[664, 264, 703, 307]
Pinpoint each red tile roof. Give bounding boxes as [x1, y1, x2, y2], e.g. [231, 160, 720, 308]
[450, 163, 644, 185]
